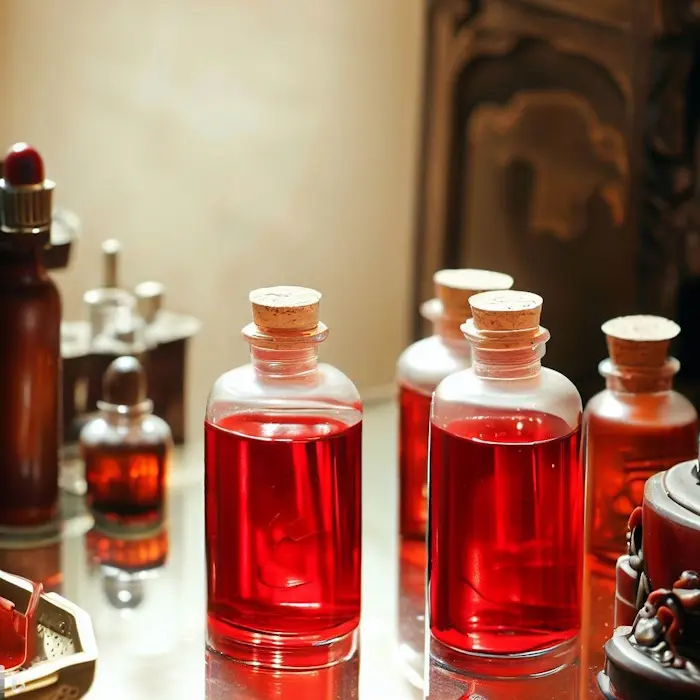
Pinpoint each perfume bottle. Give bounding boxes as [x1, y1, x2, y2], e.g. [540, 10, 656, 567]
[396, 268, 513, 680]
[581, 315, 698, 688]
[80, 356, 172, 532]
[0, 143, 60, 533]
[428, 291, 583, 676]
[205, 286, 362, 670]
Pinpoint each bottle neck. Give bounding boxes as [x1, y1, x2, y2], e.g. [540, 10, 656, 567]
[470, 343, 546, 379]
[600, 358, 678, 394]
[433, 317, 470, 343]
[250, 344, 319, 377]
[0, 237, 48, 281]
[97, 400, 154, 425]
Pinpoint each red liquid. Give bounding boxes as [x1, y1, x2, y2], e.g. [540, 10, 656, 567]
[581, 410, 697, 693]
[399, 384, 432, 544]
[429, 411, 583, 657]
[398, 385, 432, 679]
[83, 442, 168, 530]
[205, 413, 362, 667]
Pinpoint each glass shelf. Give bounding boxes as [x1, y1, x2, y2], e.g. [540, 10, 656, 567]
[0, 401, 598, 698]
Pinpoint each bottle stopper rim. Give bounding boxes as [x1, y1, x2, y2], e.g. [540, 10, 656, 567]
[601, 315, 680, 342]
[433, 269, 514, 292]
[469, 290, 543, 314]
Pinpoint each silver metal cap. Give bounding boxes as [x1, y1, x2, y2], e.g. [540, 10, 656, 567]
[0, 178, 55, 235]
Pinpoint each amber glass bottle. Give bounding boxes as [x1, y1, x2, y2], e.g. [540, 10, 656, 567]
[581, 315, 698, 691]
[81, 356, 172, 532]
[0, 144, 60, 532]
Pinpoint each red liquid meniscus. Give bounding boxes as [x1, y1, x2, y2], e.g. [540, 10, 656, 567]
[205, 413, 362, 668]
[429, 411, 583, 657]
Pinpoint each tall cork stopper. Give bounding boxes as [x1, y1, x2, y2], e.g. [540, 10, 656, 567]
[433, 269, 514, 321]
[602, 315, 680, 368]
[250, 286, 322, 332]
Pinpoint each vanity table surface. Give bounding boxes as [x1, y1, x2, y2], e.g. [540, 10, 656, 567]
[12, 401, 598, 699]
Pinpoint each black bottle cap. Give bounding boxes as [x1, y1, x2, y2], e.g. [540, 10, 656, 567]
[102, 356, 148, 407]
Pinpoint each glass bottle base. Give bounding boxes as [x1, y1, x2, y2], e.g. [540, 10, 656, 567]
[207, 617, 359, 670]
[429, 633, 579, 679]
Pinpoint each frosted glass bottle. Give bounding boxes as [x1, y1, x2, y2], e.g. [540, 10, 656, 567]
[205, 286, 362, 670]
[395, 268, 513, 684]
[581, 315, 698, 693]
[429, 290, 583, 677]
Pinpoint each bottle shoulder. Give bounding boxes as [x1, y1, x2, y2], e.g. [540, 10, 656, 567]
[433, 366, 582, 430]
[584, 388, 698, 428]
[206, 362, 362, 423]
[80, 411, 172, 447]
[396, 335, 471, 393]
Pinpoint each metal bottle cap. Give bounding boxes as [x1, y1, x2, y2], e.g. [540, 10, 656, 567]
[0, 143, 55, 236]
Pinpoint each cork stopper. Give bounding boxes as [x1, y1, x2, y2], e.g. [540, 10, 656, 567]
[602, 315, 680, 368]
[469, 290, 543, 332]
[250, 286, 322, 332]
[102, 356, 148, 406]
[433, 269, 514, 321]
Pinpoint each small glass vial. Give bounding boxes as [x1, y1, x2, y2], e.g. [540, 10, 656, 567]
[205, 286, 362, 670]
[428, 291, 583, 676]
[581, 315, 698, 690]
[396, 268, 513, 681]
[80, 356, 172, 532]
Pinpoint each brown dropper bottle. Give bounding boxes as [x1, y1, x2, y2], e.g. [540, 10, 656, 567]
[0, 144, 60, 533]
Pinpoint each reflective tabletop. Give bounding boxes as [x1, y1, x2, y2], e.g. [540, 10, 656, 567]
[2, 402, 600, 699]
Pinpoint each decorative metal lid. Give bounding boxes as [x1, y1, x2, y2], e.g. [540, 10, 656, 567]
[665, 461, 700, 517]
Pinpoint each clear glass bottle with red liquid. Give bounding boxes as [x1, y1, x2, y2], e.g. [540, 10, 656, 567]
[205, 286, 362, 670]
[396, 269, 513, 682]
[81, 356, 172, 532]
[581, 315, 698, 692]
[428, 290, 584, 676]
[0, 143, 60, 534]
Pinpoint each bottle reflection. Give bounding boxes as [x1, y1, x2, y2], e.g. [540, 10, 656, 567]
[0, 534, 63, 594]
[425, 656, 581, 699]
[398, 547, 426, 690]
[205, 648, 359, 700]
[85, 519, 168, 610]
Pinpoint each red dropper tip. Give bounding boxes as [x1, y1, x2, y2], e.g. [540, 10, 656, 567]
[3, 143, 45, 186]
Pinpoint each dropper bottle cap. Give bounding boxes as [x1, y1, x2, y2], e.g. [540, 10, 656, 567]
[0, 143, 55, 237]
[99, 355, 152, 414]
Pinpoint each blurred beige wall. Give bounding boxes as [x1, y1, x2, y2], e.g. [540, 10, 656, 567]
[0, 1, 423, 437]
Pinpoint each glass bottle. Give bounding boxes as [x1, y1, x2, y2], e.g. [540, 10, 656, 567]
[581, 315, 698, 691]
[396, 268, 513, 682]
[205, 286, 362, 670]
[80, 356, 172, 532]
[0, 143, 60, 533]
[428, 290, 583, 676]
